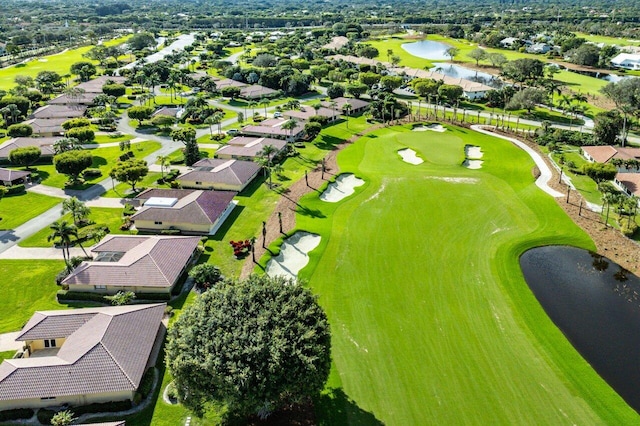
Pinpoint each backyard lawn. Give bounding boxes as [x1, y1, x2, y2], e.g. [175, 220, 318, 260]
[260, 124, 639, 424]
[31, 141, 161, 189]
[0, 260, 65, 333]
[0, 192, 61, 231]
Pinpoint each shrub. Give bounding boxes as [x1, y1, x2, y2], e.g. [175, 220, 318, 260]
[169, 155, 184, 165]
[82, 168, 102, 178]
[123, 203, 136, 216]
[65, 126, 95, 143]
[582, 162, 617, 182]
[7, 184, 25, 194]
[76, 223, 109, 241]
[0, 408, 34, 422]
[7, 123, 33, 137]
[210, 133, 226, 141]
[169, 181, 180, 188]
[160, 229, 182, 235]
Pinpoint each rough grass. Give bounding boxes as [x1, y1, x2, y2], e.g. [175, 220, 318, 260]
[274, 125, 639, 424]
[0, 192, 61, 230]
[0, 260, 65, 333]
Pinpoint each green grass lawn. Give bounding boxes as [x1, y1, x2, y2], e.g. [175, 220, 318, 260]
[19, 207, 130, 247]
[575, 33, 640, 47]
[32, 141, 162, 189]
[93, 133, 134, 145]
[258, 124, 639, 424]
[0, 260, 65, 333]
[0, 192, 61, 230]
[0, 351, 15, 362]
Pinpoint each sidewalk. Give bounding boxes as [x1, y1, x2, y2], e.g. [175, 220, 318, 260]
[0, 332, 22, 352]
[0, 245, 88, 260]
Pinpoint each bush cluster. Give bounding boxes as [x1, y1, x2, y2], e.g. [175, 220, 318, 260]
[536, 129, 595, 147]
[0, 408, 34, 422]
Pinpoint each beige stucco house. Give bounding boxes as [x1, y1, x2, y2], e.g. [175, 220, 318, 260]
[131, 189, 237, 235]
[178, 158, 261, 191]
[0, 304, 165, 411]
[61, 234, 201, 294]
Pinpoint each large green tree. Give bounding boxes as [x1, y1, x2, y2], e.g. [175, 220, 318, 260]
[166, 274, 331, 418]
[127, 105, 155, 125]
[9, 146, 41, 169]
[54, 150, 93, 183]
[593, 110, 624, 146]
[110, 158, 148, 192]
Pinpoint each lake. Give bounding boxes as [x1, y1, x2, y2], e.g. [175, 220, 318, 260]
[520, 245, 640, 413]
[401, 40, 451, 61]
[430, 63, 503, 88]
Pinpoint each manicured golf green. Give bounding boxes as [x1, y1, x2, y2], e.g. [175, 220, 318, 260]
[284, 125, 638, 423]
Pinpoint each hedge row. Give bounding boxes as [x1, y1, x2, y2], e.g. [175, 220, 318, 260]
[37, 400, 132, 424]
[0, 408, 34, 422]
[57, 290, 170, 303]
[6, 183, 25, 194]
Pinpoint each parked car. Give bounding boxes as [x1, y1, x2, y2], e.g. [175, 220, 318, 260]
[228, 129, 239, 136]
[274, 112, 283, 118]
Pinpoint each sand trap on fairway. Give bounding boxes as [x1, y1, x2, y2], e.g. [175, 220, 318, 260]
[266, 232, 321, 280]
[413, 123, 446, 132]
[398, 148, 424, 165]
[464, 160, 483, 169]
[320, 174, 364, 202]
[465, 145, 483, 159]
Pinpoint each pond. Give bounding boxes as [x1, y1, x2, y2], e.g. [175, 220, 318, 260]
[401, 40, 451, 61]
[430, 63, 503, 88]
[520, 245, 640, 412]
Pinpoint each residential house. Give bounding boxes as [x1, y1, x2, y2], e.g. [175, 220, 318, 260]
[283, 106, 340, 123]
[75, 76, 127, 93]
[131, 189, 237, 235]
[527, 43, 551, 54]
[582, 145, 640, 171]
[31, 105, 87, 120]
[23, 118, 67, 137]
[213, 78, 248, 90]
[0, 137, 58, 160]
[321, 97, 370, 115]
[500, 37, 520, 48]
[0, 304, 165, 411]
[611, 53, 640, 70]
[152, 106, 180, 119]
[61, 235, 201, 294]
[215, 136, 287, 160]
[322, 36, 350, 51]
[48, 92, 100, 106]
[239, 84, 279, 100]
[241, 118, 305, 142]
[0, 168, 30, 186]
[178, 158, 261, 191]
[615, 173, 640, 200]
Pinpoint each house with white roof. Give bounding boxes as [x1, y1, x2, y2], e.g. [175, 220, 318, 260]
[611, 53, 640, 70]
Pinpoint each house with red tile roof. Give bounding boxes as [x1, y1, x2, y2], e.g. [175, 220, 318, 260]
[582, 145, 640, 171]
[215, 136, 287, 161]
[61, 235, 200, 294]
[0, 304, 165, 411]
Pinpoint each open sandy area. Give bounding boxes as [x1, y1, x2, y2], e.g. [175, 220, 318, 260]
[465, 145, 483, 159]
[398, 148, 424, 165]
[320, 174, 365, 202]
[464, 159, 483, 169]
[413, 123, 446, 132]
[265, 231, 322, 280]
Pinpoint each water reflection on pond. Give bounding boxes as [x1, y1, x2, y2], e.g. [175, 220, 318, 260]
[401, 40, 450, 60]
[520, 245, 640, 412]
[430, 63, 503, 88]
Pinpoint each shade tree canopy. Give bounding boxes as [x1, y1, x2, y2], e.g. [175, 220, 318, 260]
[166, 274, 331, 419]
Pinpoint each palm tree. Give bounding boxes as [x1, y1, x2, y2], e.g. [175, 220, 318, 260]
[248, 100, 258, 118]
[312, 102, 322, 116]
[62, 197, 90, 226]
[342, 102, 352, 128]
[260, 98, 270, 117]
[282, 118, 298, 142]
[157, 155, 169, 178]
[206, 111, 224, 136]
[258, 144, 278, 187]
[48, 220, 78, 267]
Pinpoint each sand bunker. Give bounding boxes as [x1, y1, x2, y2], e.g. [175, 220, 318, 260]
[464, 160, 483, 169]
[413, 123, 446, 132]
[320, 174, 364, 203]
[266, 232, 321, 280]
[465, 145, 483, 159]
[398, 148, 424, 165]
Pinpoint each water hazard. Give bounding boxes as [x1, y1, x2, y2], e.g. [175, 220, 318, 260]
[401, 40, 450, 60]
[520, 245, 640, 412]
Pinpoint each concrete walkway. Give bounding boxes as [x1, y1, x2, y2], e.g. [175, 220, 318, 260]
[0, 332, 22, 352]
[0, 245, 88, 260]
[470, 125, 564, 198]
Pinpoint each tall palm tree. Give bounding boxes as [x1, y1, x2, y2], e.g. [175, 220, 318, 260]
[260, 98, 270, 117]
[248, 100, 258, 118]
[258, 144, 278, 187]
[61, 197, 90, 226]
[342, 102, 352, 128]
[281, 118, 298, 142]
[312, 102, 322, 116]
[157, 155, 169, 178]
[48, 220, 78, 266]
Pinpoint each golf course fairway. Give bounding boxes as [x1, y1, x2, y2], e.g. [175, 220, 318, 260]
[289, 124, 639, 424]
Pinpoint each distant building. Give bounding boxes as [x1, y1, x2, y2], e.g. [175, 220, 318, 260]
[610, 53, 640, 70]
